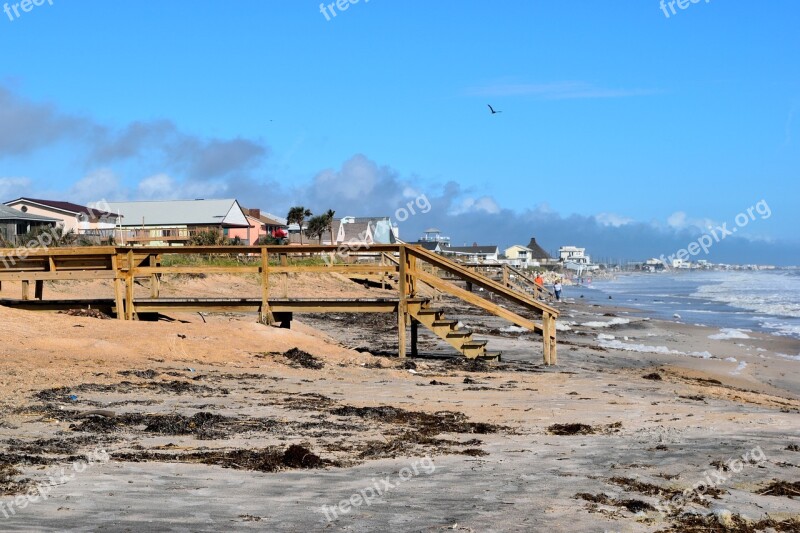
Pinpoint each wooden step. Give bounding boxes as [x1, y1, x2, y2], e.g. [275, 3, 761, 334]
[416, 308, 443, 316]
[461, 339, 488, 349]
[446, 331, 472, 339]
[479, 351, 502, 362]
[432, 319, 456, 328]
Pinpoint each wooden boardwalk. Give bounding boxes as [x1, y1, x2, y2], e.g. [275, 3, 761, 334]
[0, 244, 560, 364]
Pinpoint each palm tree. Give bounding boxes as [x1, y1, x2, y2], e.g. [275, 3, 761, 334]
[324, 209, 336, 245]
[287, 206, 312, 245]
[305, 215, 327, 244]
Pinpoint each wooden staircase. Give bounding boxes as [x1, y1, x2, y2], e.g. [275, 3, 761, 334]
[408, 301, 501, 360]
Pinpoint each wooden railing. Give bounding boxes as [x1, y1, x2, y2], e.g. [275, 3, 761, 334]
[0, 244, 559, 364]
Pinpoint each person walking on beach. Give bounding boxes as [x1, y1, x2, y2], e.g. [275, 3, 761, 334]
[554, 279, 563, 302]
[534, 273, 544, 299]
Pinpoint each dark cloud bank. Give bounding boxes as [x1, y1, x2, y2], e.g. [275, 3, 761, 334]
[1, 86, 797, 265]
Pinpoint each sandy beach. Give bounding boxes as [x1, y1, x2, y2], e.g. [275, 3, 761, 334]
[0, 274, 799, 532]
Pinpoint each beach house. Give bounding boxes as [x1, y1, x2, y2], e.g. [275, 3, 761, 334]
[328, 216, 399, 246]
[441, 244, 500, 263]
[106, 199, 250, 246]
[0, 204, 59, 244]
[503, 245, 538, 268]
[227, 209, 289, 244]
[4, 197, 122, 240]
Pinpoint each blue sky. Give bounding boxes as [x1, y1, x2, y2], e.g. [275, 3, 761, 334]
[0, 1, 798, 263]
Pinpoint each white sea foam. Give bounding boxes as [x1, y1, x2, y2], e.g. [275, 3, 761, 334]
[694, 272, 800, 318]
[581, 317, 631, 328]
[500, 325, 527, 333]
[775, 352, 800, 362]
[709, 328, 752, 340]
[597, 336, 713, 359]
[597, 333, 615, 340]
[731, 361, 748, 375]
[555, 321, 575, 332]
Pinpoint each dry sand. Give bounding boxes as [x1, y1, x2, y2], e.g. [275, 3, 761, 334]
[0, 274, 798, 532]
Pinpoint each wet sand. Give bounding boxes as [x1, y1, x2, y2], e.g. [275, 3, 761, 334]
[1, 277, 799, 532]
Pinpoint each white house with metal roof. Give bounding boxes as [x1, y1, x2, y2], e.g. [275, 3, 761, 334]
[106, 199, 249, 245]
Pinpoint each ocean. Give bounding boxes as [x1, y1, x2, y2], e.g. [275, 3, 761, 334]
[572, 269, 800, 341]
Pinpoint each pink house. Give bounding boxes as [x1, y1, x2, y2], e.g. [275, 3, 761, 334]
[228, 209, 288, 244]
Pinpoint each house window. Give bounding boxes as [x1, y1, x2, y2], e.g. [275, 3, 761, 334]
[20, 206, 28, 212]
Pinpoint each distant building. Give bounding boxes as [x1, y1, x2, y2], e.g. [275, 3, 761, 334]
[228, 208, 289, 244]
[559, 245, 599, 272]
[4, 197, 121, 239]
[503, 245, 539, 268]
[559, 245, 590, 264]
[526, 237, 552, 264]
[408, 240, 443, 252]
[644, 258, 666, 272]
[326, 216, 398, 246]
[442, 244, 499, 263]
[0, 204, 58, 244]
[107, 199, 249, 246]
[419, 228, 450, 247]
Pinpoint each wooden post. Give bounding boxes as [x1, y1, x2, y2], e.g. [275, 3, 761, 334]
[397, 246, 408, 358]
[542, 311, 552, 365]
[21, 280, 29, 301]
[112, 254, 125, 320]
[125, 249, 135, 320]
[149, 254, 160, 299]
[410, 318, 418, 357]
[259, 246, 273, 325]
[280, 252, 289, 298]
[549, 314, 558, 365]
[34, 280, 43, 300]
[407, 253, 417, 298]
[380, 253, 386, 290]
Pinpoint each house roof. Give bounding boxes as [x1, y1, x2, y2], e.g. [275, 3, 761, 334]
[526, 237, 551, 259]
[261, 212, 287, 225]
[107, 199, 249, 228]
[338, 221, 373, 243]
[0, 204, 59, 223]
[242, 208, 288, 227]
[408, 241, 440, 251]
[258, 214, 287, 226]
[444, 245, 499, 254]
[334, 217, 396, 244]
[5, 197, 119, 219]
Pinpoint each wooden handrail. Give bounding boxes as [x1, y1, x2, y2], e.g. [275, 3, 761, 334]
[404, 245, 559, 318]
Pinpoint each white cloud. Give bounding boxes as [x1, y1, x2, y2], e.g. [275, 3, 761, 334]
[666, 211, 717, 231]
[135, 173, 226, 200]
[0, 176, 32, 200]
[449, 195, 501, 216]
[68, 169, 123, 204]
[595, 212, 634, 227]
